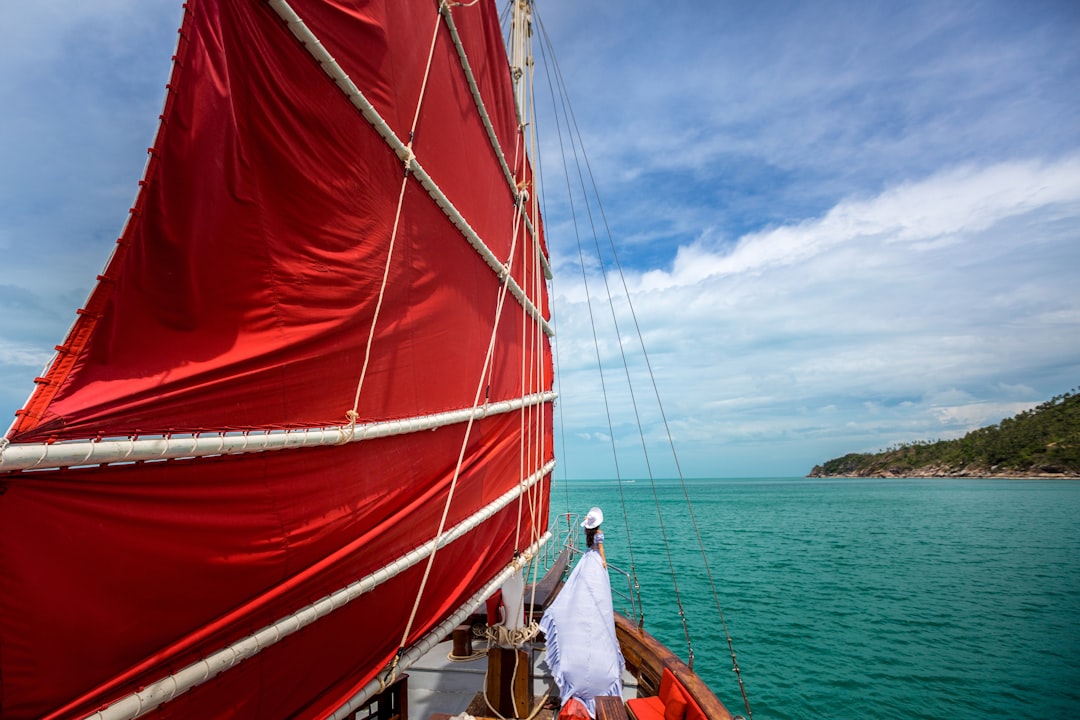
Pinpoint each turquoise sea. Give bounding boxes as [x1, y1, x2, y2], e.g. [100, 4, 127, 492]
[547, 477, 1080, 719]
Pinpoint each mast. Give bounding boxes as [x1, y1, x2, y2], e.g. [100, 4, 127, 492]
[509, 0, 534, 129]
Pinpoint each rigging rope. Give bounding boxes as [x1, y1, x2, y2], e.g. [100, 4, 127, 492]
[533, 6, 752, 718]
[560, 71, 696, 658]
[524, 60, 550, 624]
[345, 5, 443, 433]
[534, 15, 643, 611]
[384, 7, 457, 678]
[393, 0, 551, 680]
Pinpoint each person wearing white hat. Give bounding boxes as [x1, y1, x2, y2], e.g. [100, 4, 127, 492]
[581, 506, 607, 569]
[541, 506, 624, 717]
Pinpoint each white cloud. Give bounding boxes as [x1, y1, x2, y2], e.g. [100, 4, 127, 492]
[2, 1, 1078, 479]
[553, 157, 1080, 477]
[633, 158, 1080, 290]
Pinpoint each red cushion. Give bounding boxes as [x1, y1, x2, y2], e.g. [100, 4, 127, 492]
[663, 693, 686, 720]
[559, 698, 591, 720]
[683, 697, 707, 720]
[629, 669, 704, 720]
[658, 668, 681, 705]
[627, 697, 664, 720]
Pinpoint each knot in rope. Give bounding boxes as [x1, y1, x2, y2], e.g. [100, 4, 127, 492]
[484, 620, 539, 648]
[400, 144, 416, 171]
[338, 409, 359, 445]
[378, 647, 405, 692]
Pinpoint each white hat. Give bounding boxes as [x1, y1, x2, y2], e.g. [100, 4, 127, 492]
[581, 507, 603, 529]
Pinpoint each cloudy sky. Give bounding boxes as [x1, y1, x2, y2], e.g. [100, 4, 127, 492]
[1, 1, 1078, 478]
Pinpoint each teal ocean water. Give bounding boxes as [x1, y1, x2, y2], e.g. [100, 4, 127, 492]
[547, 477, 1080, 719]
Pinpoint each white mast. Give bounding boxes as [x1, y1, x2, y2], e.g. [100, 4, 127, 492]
[509, 0, 533, 129]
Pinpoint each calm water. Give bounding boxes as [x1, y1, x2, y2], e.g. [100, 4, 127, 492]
[548, 477, 1080, 719]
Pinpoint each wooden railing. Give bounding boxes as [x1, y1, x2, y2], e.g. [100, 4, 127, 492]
[614, 613, 734, 720]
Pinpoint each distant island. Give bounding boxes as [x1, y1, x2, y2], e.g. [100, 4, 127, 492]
[809, 389, 1080, 478]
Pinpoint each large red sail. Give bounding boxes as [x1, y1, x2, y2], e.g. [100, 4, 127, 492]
[0, 1, 553, 718]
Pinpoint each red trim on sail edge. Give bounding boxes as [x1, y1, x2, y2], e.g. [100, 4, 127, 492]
[7, 6, 194, 440]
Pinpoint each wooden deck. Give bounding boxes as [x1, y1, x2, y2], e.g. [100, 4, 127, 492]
[400, 550, 733, 720]
[405, 627, 639, 720]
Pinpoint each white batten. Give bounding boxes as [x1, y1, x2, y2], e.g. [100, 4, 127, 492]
[84, 463, 555, 720]
[437, 4, 553, 282]
[0, 391, 555, 473]
[326, 532, 551, 720]
[440, 3, 517, 205]
[266, 0, 553, 336]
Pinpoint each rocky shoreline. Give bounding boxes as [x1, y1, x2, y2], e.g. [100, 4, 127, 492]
[807, 464, 1079, 479]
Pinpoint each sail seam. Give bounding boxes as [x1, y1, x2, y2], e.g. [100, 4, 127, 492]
[82, 466, 554, 720]
[0, 391, 556, 473]
[266, 0, 553, 337]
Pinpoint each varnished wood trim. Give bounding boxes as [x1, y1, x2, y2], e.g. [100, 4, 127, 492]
[614, 613, 734, 720]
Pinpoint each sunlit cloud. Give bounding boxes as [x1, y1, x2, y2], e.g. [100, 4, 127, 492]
[554, 158, 1080, 476]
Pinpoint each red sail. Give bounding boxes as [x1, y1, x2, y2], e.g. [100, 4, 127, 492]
[0, 1, 552, 718]
[9, 0, 548, 441]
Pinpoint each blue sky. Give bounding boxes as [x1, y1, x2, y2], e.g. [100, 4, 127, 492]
[1, 1, 1078, 478]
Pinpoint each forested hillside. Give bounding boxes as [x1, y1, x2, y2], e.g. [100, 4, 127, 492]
[809, 389, 1080, 478]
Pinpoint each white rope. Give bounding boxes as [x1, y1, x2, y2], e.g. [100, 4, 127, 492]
[266, 0, 552, 337]
[0, 393, 555, 473]
[392, 188, 527, 675]
[519, 0, 550, 598]
[268, 0, 554, 703]
[480, 626, 548, 720]
[483, 621, 539, 648]
[347, 8, 443, 425]
[389, 0, 560, 674]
